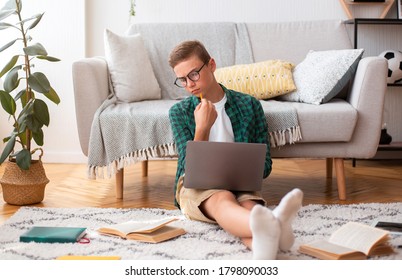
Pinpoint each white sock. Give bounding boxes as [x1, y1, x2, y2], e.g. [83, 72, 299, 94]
[249, 204, 280, 260]
[272, 188, 303, 251]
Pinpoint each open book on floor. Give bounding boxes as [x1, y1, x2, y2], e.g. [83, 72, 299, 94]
[299, 222, 395, 260]
[98, 217, 185, 243]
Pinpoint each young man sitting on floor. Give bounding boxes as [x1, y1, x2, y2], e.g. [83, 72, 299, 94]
[168, 40, 303, 260]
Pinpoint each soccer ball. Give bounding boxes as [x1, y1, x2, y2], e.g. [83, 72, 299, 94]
[379, 50, 402, 84]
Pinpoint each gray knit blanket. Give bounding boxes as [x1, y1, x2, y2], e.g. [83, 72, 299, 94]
[87, 22, 301, 179]
[260, 100, 302, 148]
[87, 97, 301, 179]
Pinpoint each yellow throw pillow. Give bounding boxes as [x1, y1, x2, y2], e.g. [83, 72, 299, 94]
[214, 60, 296, 100]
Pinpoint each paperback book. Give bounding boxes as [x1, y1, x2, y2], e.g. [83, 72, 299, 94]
[98, 217, 185, 243]
[299, 222, 395, 260]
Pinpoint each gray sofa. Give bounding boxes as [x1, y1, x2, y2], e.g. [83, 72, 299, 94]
[72, 20, 387, 201]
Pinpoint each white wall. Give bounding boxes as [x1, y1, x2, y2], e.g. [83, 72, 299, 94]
[86, 0, 350, 57]
[1, 0, 400, 163]
[86, 0, 399, 57]
[0, 0, 86, 163]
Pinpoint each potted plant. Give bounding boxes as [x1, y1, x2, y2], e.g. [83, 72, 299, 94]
[0, 0, 60, 205]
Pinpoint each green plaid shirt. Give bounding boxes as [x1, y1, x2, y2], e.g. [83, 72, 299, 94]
[169, 85, 272, 207]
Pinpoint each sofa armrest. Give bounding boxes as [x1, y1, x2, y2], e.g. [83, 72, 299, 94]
[72, 57, 109, 156]
[347, 56, 388, 157]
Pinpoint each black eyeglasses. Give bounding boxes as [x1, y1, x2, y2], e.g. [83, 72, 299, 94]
[174, 63, 206, 88]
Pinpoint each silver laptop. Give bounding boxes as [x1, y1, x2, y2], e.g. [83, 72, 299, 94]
[184, 141, 267, 191]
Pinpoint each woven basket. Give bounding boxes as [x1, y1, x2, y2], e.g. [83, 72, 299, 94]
[0, 158, 49, 206]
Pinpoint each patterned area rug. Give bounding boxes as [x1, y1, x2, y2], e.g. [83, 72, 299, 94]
[0, 203, 401, 260]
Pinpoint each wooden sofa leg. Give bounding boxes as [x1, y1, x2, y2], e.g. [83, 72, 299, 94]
[116, 168, 124, 199]
[326, 158, 333, 178]
[334, 158, 346, 200]
[142, 160, 148, 177]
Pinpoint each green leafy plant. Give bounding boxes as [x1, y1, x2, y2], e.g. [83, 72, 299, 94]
[129, 0, 136, 16]
[0, 0, 60, 170]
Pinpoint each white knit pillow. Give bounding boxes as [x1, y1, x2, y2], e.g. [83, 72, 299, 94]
[279, 49, 364, 105]
[104, 29, 161, 102]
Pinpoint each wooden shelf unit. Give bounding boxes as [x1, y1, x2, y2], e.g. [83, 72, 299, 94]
[339, 0, 395, 19]
[346, 17, 402, 161]
[345, 18, 402, 87]
[378, 142, 402, 151]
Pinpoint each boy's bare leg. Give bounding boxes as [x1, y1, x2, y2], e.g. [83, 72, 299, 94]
[200, 191, 254, 237]
[200, 191, 280, 260]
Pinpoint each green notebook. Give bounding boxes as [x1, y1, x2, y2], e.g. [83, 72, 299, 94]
[20, 226, 87, 243]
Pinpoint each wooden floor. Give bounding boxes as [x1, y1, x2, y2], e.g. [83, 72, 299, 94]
[1, 158, 402, 225]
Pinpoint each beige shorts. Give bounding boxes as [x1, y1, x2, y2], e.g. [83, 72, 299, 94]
[176, 175, 266, 224]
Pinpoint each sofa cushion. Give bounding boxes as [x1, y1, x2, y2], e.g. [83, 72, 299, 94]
[279, 49, 364, 105]
[283, 99, 357, 142]
[214, 60, 296, 100]
[104, 29, 161, 102]
[246, 20, 353, 64]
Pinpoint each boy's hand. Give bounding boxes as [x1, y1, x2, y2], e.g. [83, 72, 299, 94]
[194, 98, 217, 141]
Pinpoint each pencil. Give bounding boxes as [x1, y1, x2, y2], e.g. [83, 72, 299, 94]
[200, 93, 203, 100]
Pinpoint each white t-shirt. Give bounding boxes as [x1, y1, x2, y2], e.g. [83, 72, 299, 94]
[208, 94, 234, 142]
